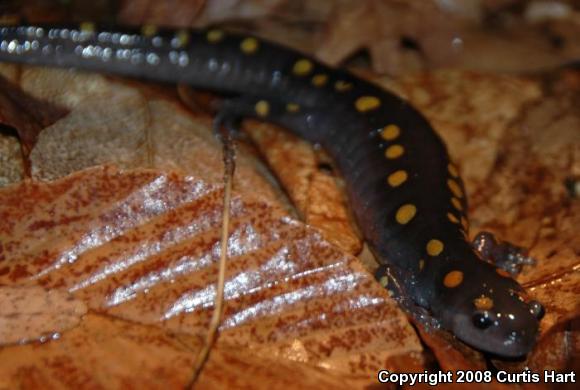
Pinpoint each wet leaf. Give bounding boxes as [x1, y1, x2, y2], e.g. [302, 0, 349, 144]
[0, 166, 424, 387]
[0, 1, 579, 386]
[0, 286, 87, 346]
[245, 121, 362, 256]
[0, 314, 198, 389]
[0, 312, 377, 389]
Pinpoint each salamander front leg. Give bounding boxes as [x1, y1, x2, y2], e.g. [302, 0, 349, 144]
[213, 96, 292, 138]
[213, 98, 254, 141]
[375, 265, 440, 329]
[472, 231, 535, 276]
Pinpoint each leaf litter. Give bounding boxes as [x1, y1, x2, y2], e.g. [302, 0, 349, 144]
[0, 0, 579, 387]
[0, 286, 86, 346]
[0, 68, 423, 388]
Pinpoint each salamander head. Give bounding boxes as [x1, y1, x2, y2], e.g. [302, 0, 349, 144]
[433, 263, 543, 358]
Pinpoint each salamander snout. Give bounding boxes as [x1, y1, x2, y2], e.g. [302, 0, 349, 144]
[528, 300, 545, 320]
[448, 289, 543, 358]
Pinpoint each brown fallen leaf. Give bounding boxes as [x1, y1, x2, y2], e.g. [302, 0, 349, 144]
[0, 166, 425, 387]
[0, 286, 87, 346]
[1, 1, 579, 385]
[316, 0, 580, 75]
[117, 0, 285, 27]
[118, 0, 207, 27]
[316, 0, 459, 75]
[0, 313, 198, 389]
[3, 67, 278, 207]
[244, 120, 362, 256]
[196, 343, 374, 389]
[381, 70, 543, 190]
[0, 312, 376, 389]
[0, 70, 67, 155]
[0, 127, 23, 187]
[4, 63, 572, 378]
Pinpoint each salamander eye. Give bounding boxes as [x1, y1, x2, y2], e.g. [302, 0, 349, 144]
[472, 312, 494, 329]
[529, 301, 545, 319]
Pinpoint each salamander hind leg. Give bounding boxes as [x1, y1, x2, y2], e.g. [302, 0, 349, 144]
[472, 231, 535, 276]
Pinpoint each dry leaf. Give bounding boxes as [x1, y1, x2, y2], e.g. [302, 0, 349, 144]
[118, 0, 285, 27]
[118, 0, 207, 27]
[382, 70, 543, 190]
[0, 129, 23, 187]
[315, 0, 580, 75]
[4, 67, 278, 206]
[0, 70, 66, 153]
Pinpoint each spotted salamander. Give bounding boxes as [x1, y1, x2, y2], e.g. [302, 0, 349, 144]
[0, 23, 544, 357]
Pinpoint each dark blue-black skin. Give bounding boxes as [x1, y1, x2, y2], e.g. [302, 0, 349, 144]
[0, 24, 543, 357]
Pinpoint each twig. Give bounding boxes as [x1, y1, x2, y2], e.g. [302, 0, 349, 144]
[187, 132, 235, 388]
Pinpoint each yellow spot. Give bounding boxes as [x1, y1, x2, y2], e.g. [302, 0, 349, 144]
[426, 239, 444, 256]
[461, 216, 469, 231]
[286, 103, 300, 113]
[419, 259, 425, 271]
[255, 100, 269, 117]
[79, 22, 95, 33]
[312, 74, 328, 87]
[447, 212, 459, 224]
[335, 80, 353, 91]
[293, 59, 313, 76]
[451, 197, 463, 211]
[448, 163, 459, 178]
[379, 276, 389, 287]
[387, 170, 408, 187]
[496, 268, 511, 278]
[385, 145, 404, 159]
[474, 296, 494, 310]
[175, 29, 190, 47]
[447, 179, 463, 198]
[396, 204, 417, 225]
[207, 29, 224, 43]
[141, 24, 158, 37]
[355, 96, 381, 112]
[443, 270, 464, 288]
[241, 37, 259, 54]
[381, 124, 400, 141]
